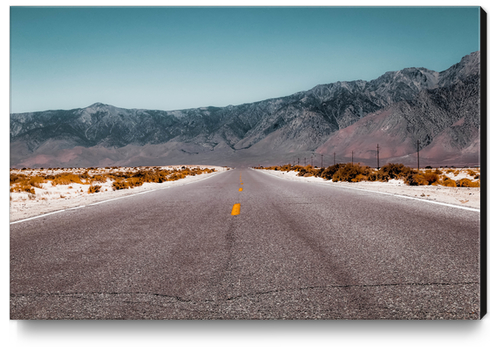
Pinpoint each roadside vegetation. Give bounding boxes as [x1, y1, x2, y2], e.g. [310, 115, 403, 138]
[10, 166, 216, 196]
[254, 163, 480, 187]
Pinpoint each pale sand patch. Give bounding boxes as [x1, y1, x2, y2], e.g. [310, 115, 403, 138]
[256, 168, 480, 210]
[10, 166, 228, 222]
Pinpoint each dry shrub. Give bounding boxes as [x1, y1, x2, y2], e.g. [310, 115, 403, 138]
[259, 162, 466, 188]
[352, 174, 368, 182]
[10, 173, 45, 193]
[331, 163, 372, 182]
[10, 173, 27, 184]
[180, 167, 191, 176]
[79, 171, 90, 179]
[88, 185, 102, 194]
[404, 173, 428, 186]
[320, 164, 345, 180]
[91, 175, 107, 183]
[423, 171, 440, 185]
[441, 177, 457, 187]
[134, 169, 161, 183]
[379, 163, 414, 180]
[457, 178, 480, 187]
[28, 176, 46, 188]
[109, 166, 212, 189]
[167, 172, 184, 181]
[294, 165, 323, 177]
[112, 179, 129, 190]
[127, 177, 144, 188]
[51, 173, 83, 186]
[466, 169, 477, 177]
[403, 170, 441, 186]
[367, 172, 378, 181]
[11, 184, 35, 194]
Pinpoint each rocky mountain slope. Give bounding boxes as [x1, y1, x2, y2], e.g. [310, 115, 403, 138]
[10, 51, 480, 168]
[316, 68, 480, 167]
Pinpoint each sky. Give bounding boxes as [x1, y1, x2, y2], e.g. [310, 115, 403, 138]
[10, 6, 481, 113]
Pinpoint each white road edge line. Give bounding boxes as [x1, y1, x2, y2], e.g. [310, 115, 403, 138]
[10, 170, 228, 225]
[254, 169, 480, 213]
[67, 205, 86, 210]
[321, 183, 480, 212]
[10, 209, 66, 225]
[89, 189, 153, 205]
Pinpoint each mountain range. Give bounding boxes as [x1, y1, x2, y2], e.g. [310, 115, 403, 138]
[10, 51, 481, 168]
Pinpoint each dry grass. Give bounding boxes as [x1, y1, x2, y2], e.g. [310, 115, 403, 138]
[255, 163, 480, 187]
[51, 173, 84, 186]
[88, 185, 102, 194]
[457, 178, 480, 187]
[10, 165, 217, 195]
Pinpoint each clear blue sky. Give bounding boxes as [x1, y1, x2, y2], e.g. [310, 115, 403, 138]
[10, 6, 480, 113]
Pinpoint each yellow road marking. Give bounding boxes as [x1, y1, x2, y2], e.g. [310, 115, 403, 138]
[231, 203, 241, 215]
[241, 182, 243, 185]
[239, 188, 243, 192]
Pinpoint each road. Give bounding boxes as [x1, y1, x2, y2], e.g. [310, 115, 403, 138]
[10, 168, 480, 319]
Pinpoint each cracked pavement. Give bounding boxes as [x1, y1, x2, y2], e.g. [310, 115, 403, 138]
[10, 168, 480, 319]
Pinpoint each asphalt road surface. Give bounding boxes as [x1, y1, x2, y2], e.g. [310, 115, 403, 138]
[10, 168, 481, 319]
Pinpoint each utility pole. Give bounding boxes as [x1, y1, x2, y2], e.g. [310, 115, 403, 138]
[376, 144, 380, 170]
[351, 151, 353, 165]
[417, 140, 420, 171]
[334, 152, 336, 166]
[321, 154, 323, 168]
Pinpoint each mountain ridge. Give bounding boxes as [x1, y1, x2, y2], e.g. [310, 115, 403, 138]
[10, 51, 480, 168]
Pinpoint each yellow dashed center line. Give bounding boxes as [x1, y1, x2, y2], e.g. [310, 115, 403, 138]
[233, 173, 243, 215]
[231, 203, 241, 215]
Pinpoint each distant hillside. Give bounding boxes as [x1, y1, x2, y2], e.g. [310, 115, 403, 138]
[10, 51, 480, 168]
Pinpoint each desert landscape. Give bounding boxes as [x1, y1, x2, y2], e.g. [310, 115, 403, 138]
[254, 165, 480, 209]
[10, 163, 479, 224]
[9, 6, 484, 332]
[9, 165, 228, 222]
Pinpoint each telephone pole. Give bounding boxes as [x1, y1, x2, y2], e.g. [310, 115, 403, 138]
[321, 154, 323, 168]
[376, 144, 380, 169]
[334, 152, 336, 166]
[417, 140, 420, 171]
[351, 151, 353, 165]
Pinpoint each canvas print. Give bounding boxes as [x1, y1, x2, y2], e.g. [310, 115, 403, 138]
[10, 6, 483, 319]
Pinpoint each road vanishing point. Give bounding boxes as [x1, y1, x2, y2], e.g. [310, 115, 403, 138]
[10, 168, 480, 319]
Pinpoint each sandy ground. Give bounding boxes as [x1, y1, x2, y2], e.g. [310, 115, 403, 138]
[256, 168, 480, 210]
[10, 165, 228, 222]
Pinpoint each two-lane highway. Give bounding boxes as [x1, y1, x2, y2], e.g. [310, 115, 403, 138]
[10, 168, 480, 319]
